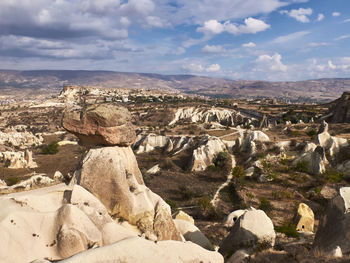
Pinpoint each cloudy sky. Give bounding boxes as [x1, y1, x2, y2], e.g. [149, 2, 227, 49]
[0, 0, 349, 81]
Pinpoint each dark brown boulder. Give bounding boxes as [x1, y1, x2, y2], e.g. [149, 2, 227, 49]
[328, 92, 350, 123]
[62, 104, 136, 146]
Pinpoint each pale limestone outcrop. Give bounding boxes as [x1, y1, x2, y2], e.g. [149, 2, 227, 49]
[294, 203, 314, 232]
[190, 136, 227, 171]
[133, 133, 171, 154]
[293, 145, 328, 175]
[146, 164, 160, 174]
[62, 104, 136, 146]
[236, 131, 270, 155]
[219, 209, 276, 257]
[133, 133, 194, 155]
[0, 150, 38, 169]
[169, 107, 250, 127]
[0, 184, 137, 263]
[174, 219, 214, 251]
[0, 130, 43, 149]
[40, 237, 224, 263]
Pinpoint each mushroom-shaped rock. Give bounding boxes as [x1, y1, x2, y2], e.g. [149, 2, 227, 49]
[174, 219, 214, 251]
[219, 209, 276, 257]
[294, 203, 314, 232]
[62, 104, 136, 146]
[313, 187, 350, 255]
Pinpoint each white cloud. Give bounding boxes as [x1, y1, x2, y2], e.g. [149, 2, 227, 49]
[242, 42, 256, 48]
[343, 18, 350, 23]
[197, 17, 270, 35]
[280, 8, 313, 23]
[197, 19, 224, 34]
[201, 44, 226, 53]
[328, 60, 336, 69]
[256, 53, 287, 71]
[332, 12, 341, 17]
[271, 31, 310, 44]
[317, 13, 324, 22]
[146, 16, 165, 28]
[308, 42, 330, 47]
[335, 34, 350, 41]
[182, 63, 204, 72]
[206, 64, 221, 72]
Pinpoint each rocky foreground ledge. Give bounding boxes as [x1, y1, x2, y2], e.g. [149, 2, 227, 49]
[0, 104, 224, 263]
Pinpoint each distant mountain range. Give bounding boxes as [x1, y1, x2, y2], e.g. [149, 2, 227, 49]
[1, 70, 349, 103]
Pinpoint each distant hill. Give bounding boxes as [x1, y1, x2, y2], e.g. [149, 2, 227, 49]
[0, 70, 349, 103]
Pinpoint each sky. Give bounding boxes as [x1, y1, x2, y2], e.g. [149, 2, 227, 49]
[0, 0, 349, 81]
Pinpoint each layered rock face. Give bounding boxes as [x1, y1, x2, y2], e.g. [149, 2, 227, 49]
[63, 104, 181, 241]
[62, 104, 136, 146]
[328, 92, 350, 123]
[169, 107, 251, 127]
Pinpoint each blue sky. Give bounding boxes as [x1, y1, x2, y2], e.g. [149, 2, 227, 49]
[0, 0, 349, 81]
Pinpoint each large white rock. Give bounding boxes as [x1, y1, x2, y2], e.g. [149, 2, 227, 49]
[43, 237, 224, 263]
[219, 209, 276, 257]
[0, 130, 43, 149]
[223, 210, 247, 228]
[0, 150, 38, 169]
[190, 136, 227, 171]
[293, 145, 328, 175]
[174, 219, 214, 251]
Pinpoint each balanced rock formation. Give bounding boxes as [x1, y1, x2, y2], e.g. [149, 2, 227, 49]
[219, 209, 276, 257]
[64, 104, 181, 241]
[313, 187, 350, 255]
[294, 203, 314, 232]
[62, 104, 135, 146]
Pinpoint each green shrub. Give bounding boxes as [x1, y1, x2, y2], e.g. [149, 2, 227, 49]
[276, 221, 299, 238]
[197, 196, 212, 211]
[178, 185, 200, 200]
[323, 169, 345, 183]
[232, 166, 246, 188]
[165, 199, 178, 213]
[258, 197, 274, 214]
[306, 129, 318, 140]
[6, 176, 20, 186]
[214, 151, 230, 168]
[41, 142, 59, 154]
[294, 160, 309, 173]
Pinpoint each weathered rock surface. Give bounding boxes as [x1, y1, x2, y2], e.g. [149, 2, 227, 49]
[0, 184, 137, 263]
[190, 136, 227, 171]
[293, 144, 328, 175]
[236, 131, 270, 155]
[62, 104, 136, 146]
[0, 174, 55, 194]
[41, 237, 224, 263]
[72, 146, 181, 241]
[219, 209, 276, 257]
[294, 203, 314, 232]
[174, 210, 195, 224]
[313, 187, 350, 255]
[174, 219, 214, 251]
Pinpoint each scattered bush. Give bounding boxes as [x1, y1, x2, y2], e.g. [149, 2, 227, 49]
[159, 158, 175, 170]
[165, 199, 178, 213]
[6, 176, 20, 186]
[306, 129, 318, 140]
[178, 185, 200, 200]
[214, 151, 230, 168]
[258, 197, 274, 215]
[197, 196, 212, 211]
[41, 141, 59, 154]
[232, 166, 246, 188]
[322, 169, 345, 183]
[294, 160, 309, 173]
[276, 221, 299, 238]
